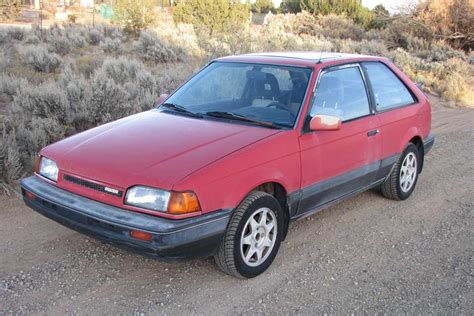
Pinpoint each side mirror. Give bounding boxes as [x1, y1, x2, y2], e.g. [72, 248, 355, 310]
[157, 93, 169, 105]
[309, 114, 341, 131]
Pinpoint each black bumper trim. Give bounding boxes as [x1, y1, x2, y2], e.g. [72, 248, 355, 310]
[423, 133, 435, 155]
[20, 176, 231, 260]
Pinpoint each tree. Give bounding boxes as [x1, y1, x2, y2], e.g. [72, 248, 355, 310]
[300, 0, 374, 28]
[252, 0, 275, 14]
[370, 4, 390, 29]
[113, 0, 156, 36]
[173, 0, 250, 36]
[280, 0, 302, 13]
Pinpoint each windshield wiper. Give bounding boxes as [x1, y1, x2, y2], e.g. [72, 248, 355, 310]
[205, 111, 284, 129]
[161, 103, 203, 118]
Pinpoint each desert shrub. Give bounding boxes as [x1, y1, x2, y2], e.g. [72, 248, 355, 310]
[0, 132, 23, 184]
[113, 0, 156, 35]
[19, 45, 62, 73]
[415, 0, 474, 50]
[87, 29, 104, 45]
[0, 74, 28, 99]
[67, 13, 78, 24]
[67, 31, 87, 49]
[49, 36, 73, 55]
[6, 27, 25, 41]
[135, 31, 183, 62]
[318, 14, 365, 40]
[89, 57, 160, 121]
[0, 0, 22, 21]
[24, 33, 40, 44]
[74, 54, 105, 77]
[197, 23, 252, 59]
[100, 37, 122, 54]
[382, 19, 433, 50]
[0, 29, 7, 45]
[408, 38, 467, 62]
[264, 11, 318, 36]
[173, 0, 250, 36]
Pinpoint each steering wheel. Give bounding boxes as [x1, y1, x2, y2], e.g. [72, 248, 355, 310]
[266, 102, 296, 120]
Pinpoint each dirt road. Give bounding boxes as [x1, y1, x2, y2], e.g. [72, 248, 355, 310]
[1, 97, 473, 314]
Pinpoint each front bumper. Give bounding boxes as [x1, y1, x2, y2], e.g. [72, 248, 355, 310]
[20, 176, 231, 260]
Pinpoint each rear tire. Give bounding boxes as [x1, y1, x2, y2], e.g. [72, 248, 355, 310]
[381, 143, 420, 200]
[214, 191, 284, 278]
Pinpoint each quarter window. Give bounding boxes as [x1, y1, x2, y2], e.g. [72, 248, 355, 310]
[362, 62, 415, 110]
[310, 66, 370, 121]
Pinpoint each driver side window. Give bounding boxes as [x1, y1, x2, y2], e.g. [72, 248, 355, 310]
[310, 66, 370, 121]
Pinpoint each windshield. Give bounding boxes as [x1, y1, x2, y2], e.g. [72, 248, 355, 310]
[161, 62, 312, 128]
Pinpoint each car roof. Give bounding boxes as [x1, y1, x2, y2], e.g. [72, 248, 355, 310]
[216, 52, 386, 67]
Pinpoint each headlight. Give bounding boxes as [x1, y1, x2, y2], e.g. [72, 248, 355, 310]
[125, 186, 171, 212]
[39, 157, 59, 182]
[125, 186, 202, 215]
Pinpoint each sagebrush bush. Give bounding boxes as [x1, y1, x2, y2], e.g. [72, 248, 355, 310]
[0, 132, 23, 184]
[6, 27, 24, 41]
[0, 29, 7, 45]
[19, 45, 62, 73]
[87, 29, 104, 45]
[48, 36, 73, 55]
[100, 37, 122, 54]
[135, 31, 182, 62]
[318, 14, 365, 40]
[0, 73, 28, 99]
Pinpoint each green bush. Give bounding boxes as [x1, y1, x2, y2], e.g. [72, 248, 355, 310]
[301, 0, 373, 28]
[113, 0, 156, 35]
[173, 0, 250, 36]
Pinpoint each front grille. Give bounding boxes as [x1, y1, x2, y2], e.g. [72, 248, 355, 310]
[63, 174, 123, 197]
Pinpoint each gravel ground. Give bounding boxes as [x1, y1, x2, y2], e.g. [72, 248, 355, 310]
[0, 96, 473, 314]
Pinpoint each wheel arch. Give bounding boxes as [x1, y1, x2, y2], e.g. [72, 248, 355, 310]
[409, 135, 424, 173]
[400, 127, 424, 173]
[244, 181, 291, 240]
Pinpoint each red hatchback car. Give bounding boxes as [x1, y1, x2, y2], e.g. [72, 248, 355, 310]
[21, 52, 434, 278]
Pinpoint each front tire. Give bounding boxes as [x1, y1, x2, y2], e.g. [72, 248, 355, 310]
[214, 191, 284, 278]
[381, 143, 420, 200]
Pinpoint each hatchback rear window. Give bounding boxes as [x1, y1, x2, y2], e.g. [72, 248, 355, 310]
[362, 62, 415, 110]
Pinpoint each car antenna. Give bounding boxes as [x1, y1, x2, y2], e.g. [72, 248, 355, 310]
[316, 51, 323, 64]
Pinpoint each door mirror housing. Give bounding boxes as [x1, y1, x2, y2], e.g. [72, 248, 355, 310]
[309, 114, 341, 131]
[157, 93, 169, 105]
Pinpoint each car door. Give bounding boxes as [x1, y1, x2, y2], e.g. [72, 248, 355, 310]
[297, 63, 382, 216]
[360, 61, 420, 180]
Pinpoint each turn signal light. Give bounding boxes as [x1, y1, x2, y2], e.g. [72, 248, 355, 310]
[24, 190, 36, 200]
[167, 192, 201, 215]
[129, 230, 153, 242]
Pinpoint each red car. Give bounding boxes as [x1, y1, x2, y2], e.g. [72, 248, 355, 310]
[21, 52, 434, 278]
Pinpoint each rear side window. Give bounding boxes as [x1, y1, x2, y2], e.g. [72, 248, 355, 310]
[310, 66, 370, 121]
[362, 62, 415, 110]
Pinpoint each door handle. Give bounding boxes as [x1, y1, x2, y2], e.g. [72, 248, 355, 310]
[367, 129, 380, 137]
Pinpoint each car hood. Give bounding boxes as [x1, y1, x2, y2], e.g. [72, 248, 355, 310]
[42, 110, 280, 190]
